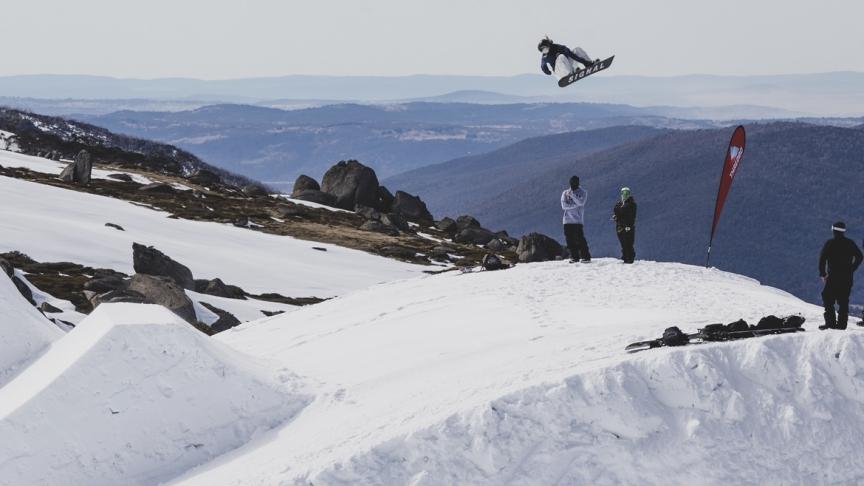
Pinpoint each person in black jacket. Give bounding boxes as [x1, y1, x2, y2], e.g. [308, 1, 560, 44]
[612, 187, 637, 263]
[818, 221, 863, 329]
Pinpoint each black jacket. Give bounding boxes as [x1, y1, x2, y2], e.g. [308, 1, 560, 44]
[541, 43, 580, 75]
[613, 197, 637, 229]
[819, 235, 863, 279]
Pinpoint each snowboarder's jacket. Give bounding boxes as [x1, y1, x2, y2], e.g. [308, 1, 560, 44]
[819, 234, 863, 279]
[561, 187, 587, 224]
[613, 196, 637, 231]
[541, 43, 582, 75]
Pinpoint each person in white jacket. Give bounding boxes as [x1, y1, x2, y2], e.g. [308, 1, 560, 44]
[561, 175, 591, 262]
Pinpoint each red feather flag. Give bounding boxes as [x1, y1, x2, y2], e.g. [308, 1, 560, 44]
[706, 125, 746, 267]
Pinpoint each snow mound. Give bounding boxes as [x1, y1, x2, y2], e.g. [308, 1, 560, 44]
[0, 271, 63, 387]
[172, 260, 835, 485]
[0, 304, 309, 486]
[309, 331, 864, 485]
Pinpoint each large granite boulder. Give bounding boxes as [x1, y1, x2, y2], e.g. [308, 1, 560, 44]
[456, 215, 481, 231]
[377, 186, 395, 212]
[436, 217, 458, 236]
[128, 274, 197, 323]
[291, 175, 320, 196]
[454, 227, 497, 246]
[132, 243, 195, 290]
[391, 191, 433, 222]
[516, 233, 564, 263]
[292, 189, 338, 207]
[321, 160, 380, 210]
[58, 150, 92, 185]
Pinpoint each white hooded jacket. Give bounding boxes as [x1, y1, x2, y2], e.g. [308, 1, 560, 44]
[561, 187, 587, 224]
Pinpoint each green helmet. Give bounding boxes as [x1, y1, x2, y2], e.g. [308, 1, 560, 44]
[620, 187, 631, 200]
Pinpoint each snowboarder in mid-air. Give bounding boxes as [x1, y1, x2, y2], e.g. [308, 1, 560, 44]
[818, 221, 863, 330]
[612, 187, 637, 263]
[538, 37, 596, 80]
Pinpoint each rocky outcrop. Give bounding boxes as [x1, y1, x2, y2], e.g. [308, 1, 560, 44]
[139, 183, 176, 194]
[377, 186, 395, 212]
[436, 217, 458, 236]
[194, 278, 246, 300]
[83, 276, 127, 294]
[391, 191, 433, 222]
[454, 227, 497, 246]
[58, 150, 92, 185]
[321, 160, 380, 210]
[127, 274, 197, 323]
[292, 190, 338, 207]
[456, 215, 481, 231]
[0, 258, 12, 277]
[188, 169, 222, 186]
[200, 302, 241, 333]
[132, 243, 195, 290]
[516, 233, 564, 263]
[242, 184, 269, 198]
[291, 175, 320, 196]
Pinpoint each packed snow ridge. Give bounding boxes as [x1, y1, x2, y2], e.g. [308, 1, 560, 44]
[3, 252, 863, 484]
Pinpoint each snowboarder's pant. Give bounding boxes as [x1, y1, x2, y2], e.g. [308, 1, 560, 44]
[564, 224, 591, 261]
[822, 276, 852, 329]
[617, 226, 636, 263]
[553, 49, 592, 79]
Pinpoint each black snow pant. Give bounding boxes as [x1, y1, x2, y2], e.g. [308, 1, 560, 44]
[616, 226, 636, 263]
[564, 224, 591, 261]
[822, 276, 852, 329]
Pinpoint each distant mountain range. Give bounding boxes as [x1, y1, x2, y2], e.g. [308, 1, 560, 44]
[388, 123, 864, 305]
[1, 72, 863, 115]
[75, 102, 720, 190]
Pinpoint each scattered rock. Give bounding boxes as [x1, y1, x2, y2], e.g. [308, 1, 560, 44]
[58, 150, 92, 185]
[195, 278, 246, 300]
[242, 184, 269, 198]
[90, 288, 148, 307]
[321, 160, 381, 210]
[355, 205, 381, 221]
[360, 220, 399, 236]
[455, 227, 497, 246]
[292, 189, 338, 207]
[377, 186, 395, 212]
[391, 191, 433, 222]
[39, 302, 63, 313]
[105, 223, 125, 231]
[127, 274, 197, 323]
[84, 276, 128, 294]
[312, 247, 327, 252]
[516, 232, 564, 263]
[436, 217, 458, 236]
[132, 243, 195, 290]
[199, 302, 242, 333]
[0, 258, 12, 277]
[139, 183, 176, 194]
[291, 175, 320, 196]
[106, 173, 134, 183]
[428, 246, 453, 261]
[261, 310, 285, 317]
[188, 169, 222, 186]
[11, 276, 36, 306]
[456, 215, 481, 231]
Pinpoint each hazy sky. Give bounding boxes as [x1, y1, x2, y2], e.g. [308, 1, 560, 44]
[3, 0, 862, 78]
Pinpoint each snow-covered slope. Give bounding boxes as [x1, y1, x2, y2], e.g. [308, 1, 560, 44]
[0, 171, 426, 298]
[0, 304, 309, 486]
[0, 271, 63, 387]
[166, 260, 863, 485]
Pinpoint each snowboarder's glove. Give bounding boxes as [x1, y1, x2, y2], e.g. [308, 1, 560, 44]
[625, 227, 631, 232]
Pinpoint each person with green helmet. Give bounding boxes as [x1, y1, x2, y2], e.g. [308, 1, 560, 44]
[612, 187, 637, 263]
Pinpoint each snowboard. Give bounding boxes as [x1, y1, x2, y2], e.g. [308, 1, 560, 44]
[558, 56, 615, 88]
[625, 323, 806, 353]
